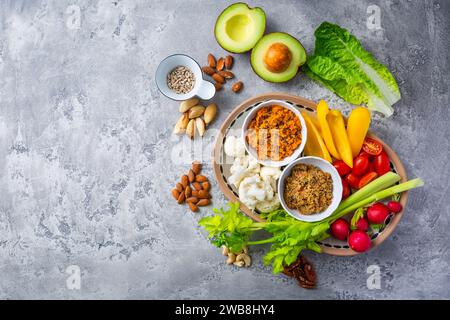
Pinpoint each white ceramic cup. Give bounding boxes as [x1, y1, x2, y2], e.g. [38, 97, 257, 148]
[242, 99, 307, 167]
[155, 54, 215, 101]
[278, 156, 343, 222]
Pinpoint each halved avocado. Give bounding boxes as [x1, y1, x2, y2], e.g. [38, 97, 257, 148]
[251, 32, 306, 82]
[214, 3, 266, 53]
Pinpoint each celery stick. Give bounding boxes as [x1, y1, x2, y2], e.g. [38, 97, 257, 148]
[330, 178, 424, 220]
[337, 172, 400, 211]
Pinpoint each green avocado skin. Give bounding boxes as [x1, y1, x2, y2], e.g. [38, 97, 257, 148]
[214, 2, 266, 54]
[251, 32, 307, 83]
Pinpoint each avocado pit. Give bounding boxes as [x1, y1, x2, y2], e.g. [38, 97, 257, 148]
[263, 43, 292, 73]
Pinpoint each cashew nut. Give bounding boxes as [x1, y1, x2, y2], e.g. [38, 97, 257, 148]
[233, 260, 245, 267]
[242, 246, 249, 254]
[222, 246, 229, 256]
[236, 253, 252, 267]
[226, 253, 236, 265]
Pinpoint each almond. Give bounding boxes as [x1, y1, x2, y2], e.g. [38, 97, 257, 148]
[188, 106, 205, 119]
[204, 103, 217, 125]
[179, 98, 199, 113]
[218, 70, 234, 79]
[195, 117, 206, 137]
[197, 199, 210, 206]
[177, 192, 185, 204]
[212, 73, 225, 84]
[207, 54, 216, 68]
[216, 57, 225, 71]
[188, 202, 198, 212]
[232, 81, 243, 93]
[186, 119, 195, 139]
[186, 197, 198, 204]
[195, 175, 208, 183]
[198, 190, 211, 199]
[171, 189, 180, 200]
[214, 82, 223, 91]
[176, 183, 184, 192]
[188, 169, 195, 183]
[192, 190, 199, 197]
[225, 55, 233, 69]
[192, 161, 202, 175]
[184, 185, 191, 198]
[192, 182, 202, 191]
[202, 181, 210, 191]
[181, 175, 189, 188]
[201, 66, 215, 76]
[173, 113, 189, 135]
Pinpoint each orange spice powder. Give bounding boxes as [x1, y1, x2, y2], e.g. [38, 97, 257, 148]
[246, 105, 302, 161]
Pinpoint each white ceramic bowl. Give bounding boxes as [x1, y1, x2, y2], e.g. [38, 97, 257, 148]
[278, 156, 343, 222]
[242, 99, 307, 167]
[155, 54, 215, 101]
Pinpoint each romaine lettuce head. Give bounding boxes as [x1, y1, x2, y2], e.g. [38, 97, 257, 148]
[305, 22, 401, 116]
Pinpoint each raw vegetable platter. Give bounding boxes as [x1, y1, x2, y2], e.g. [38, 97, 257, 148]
[212, 92, 408, 256]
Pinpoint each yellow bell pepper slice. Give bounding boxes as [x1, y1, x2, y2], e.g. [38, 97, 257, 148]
[347, 107, 371, 157]
[317, 100, 341, 160]
[327, 110, 353, 168]
[301, 112, 332, 162]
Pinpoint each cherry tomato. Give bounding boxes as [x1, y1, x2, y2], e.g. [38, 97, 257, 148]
[333, 160, 352, 177]
[352, 155, 369, 176]
[358, 171, 378, 189]
[358, 149, 372, 159]
[367, 160, 375, 173]
[362, 138, 383, 156]
[342, 178, 351, 199]
[345, 173, 361, 189]
[375, 151, 391, 176]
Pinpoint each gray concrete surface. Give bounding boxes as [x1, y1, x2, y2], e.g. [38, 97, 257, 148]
[0, 0, 448, 299]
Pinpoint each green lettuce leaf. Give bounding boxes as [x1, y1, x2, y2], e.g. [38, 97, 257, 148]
[305, 22, 401, 116]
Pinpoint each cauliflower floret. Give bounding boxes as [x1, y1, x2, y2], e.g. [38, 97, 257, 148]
[239, 175, 278, 211]
[229, 156, 249, 187]
[256, 195, 280, 213]
[260, 166, 281, 182]
[224, 136, 246, 158]
[260, 166, 281, 191]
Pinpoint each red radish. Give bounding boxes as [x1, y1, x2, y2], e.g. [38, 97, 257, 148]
[355, 218, 369, 232]
[330, 218, 350, 241]
[387, 201, 403, 213]
[367, 202, 390, 224]
[348, 230, 371, 253]
[342, 178, 351, 199]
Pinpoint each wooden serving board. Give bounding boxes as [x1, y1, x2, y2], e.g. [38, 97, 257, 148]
[212, 92, 408, 256]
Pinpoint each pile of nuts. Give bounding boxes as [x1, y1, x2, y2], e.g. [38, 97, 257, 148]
[171, 161, 212, 212]
[283, 255, 316, 289]
[173, 98, 217, 139]
[222, 245, 252, 268]
[202, 53, 243, 93]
